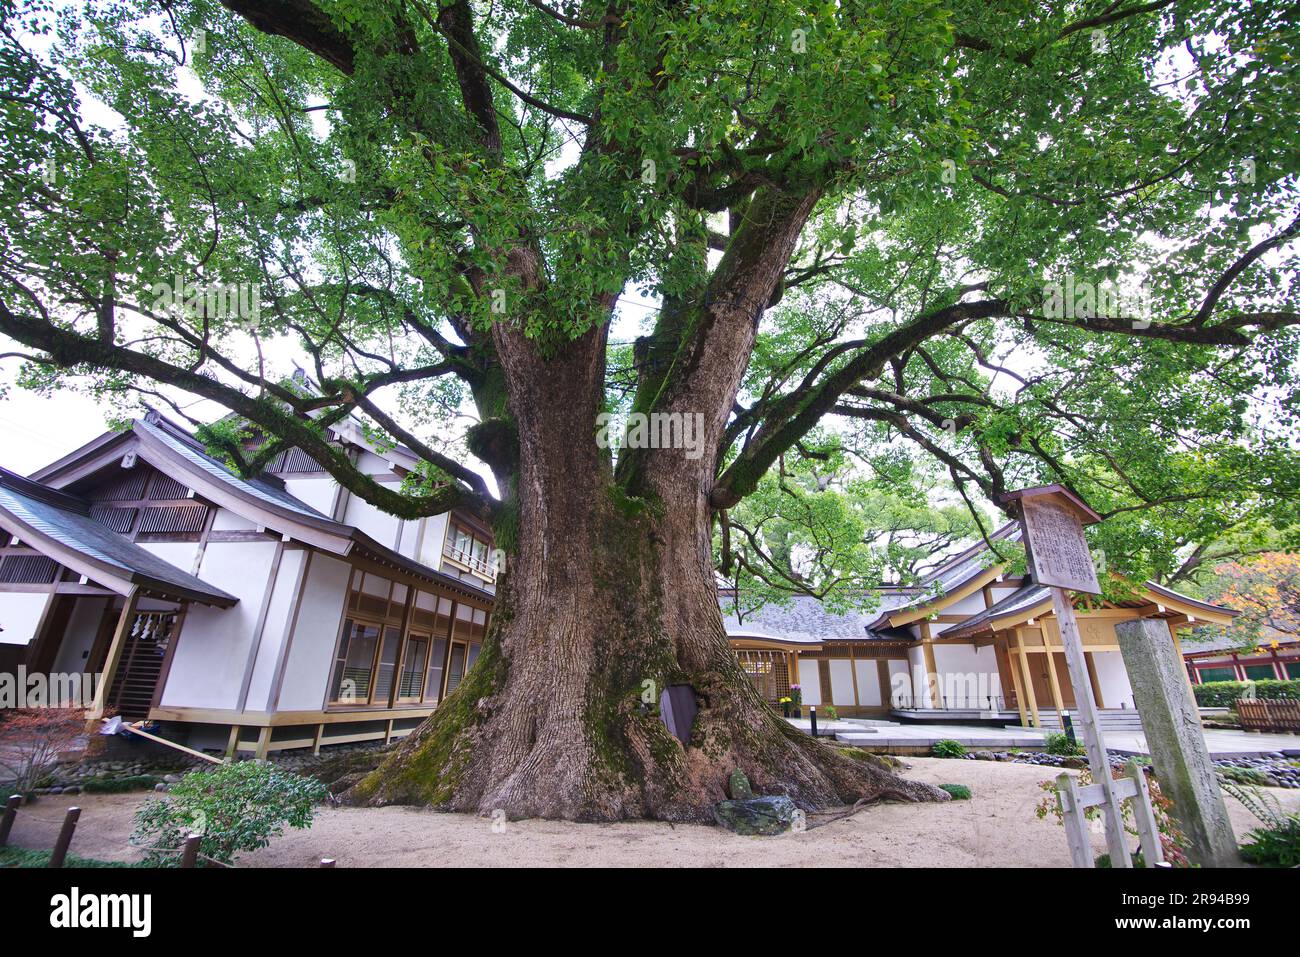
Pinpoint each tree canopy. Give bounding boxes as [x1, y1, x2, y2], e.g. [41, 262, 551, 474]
[1, 0, 1298, 588]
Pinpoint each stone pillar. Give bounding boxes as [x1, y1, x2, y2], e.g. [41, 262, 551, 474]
[1115, 618, 1239, 867]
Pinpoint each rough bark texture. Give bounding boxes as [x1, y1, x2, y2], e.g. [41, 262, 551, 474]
[344, 319, 949, 821]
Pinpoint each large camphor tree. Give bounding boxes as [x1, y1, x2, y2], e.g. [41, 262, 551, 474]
[0, 0, 1297, 820]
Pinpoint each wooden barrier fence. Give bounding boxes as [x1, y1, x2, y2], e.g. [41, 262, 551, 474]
[1235, 699, 1300, 732]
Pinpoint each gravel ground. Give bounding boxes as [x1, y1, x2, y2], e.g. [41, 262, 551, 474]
[6, 757, 1297, 868]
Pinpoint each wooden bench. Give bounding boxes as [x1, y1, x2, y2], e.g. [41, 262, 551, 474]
[1234, 699, 1300, 733]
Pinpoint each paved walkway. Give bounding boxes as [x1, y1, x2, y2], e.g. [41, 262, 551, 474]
[788, 718, 1300, 757]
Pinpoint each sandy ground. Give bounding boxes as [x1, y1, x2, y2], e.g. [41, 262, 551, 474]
[6, 758, 1297, 868]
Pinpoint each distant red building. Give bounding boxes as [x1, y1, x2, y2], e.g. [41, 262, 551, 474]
[1183, 632, 1300, 684]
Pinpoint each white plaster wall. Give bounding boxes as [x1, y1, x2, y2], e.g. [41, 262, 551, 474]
[797, 659, 821, 705]
[283, 477, 336, 517]
[1092, 650, 1136, 710]
[418, 513, 450, 568]
[242, 549, 308, 712]
[140, 541, 201, 575]
[888, 658, 911, 707]
[938, 592, 987, 621]
[0, 593, 51, 645]
[275, 554, 351, 712]
[52, 596, 110, 674]
[932, 642, 1003, 708]
[853, 660, 882, 706]
[211, 507, 257, 531]
[354, 450, 392, 475]
[160, 540, 279, 710]
[343, 480, 402, 547]
[828, 658, 855, 706]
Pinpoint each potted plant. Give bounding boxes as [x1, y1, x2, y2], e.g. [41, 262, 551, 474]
[788, 684, 802, 718]
[778, 695, 793, 717]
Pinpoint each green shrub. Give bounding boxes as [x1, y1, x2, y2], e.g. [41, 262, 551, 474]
[82, 774, 163, 793]
[1044, 732, 1084, 757]
[938, 783, 971, 800]
[1217, 766, 1273, 787]
[821, 705, 838, 721]
[931, 739, 966, 759]
[1192, 679, 1300, 708]
[1239, 815, 1300, 867]
[132, 761, 326, 867]
[1221, 779, 1300, 867]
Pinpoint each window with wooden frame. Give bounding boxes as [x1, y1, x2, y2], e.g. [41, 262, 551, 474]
[329, 572, 410, 707]
[442, 522, 496, 579]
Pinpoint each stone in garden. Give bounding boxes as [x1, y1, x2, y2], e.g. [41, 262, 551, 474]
[713, 796, 798, 836]
[154, 783, 168, 792]
[727, 768, 754, 800]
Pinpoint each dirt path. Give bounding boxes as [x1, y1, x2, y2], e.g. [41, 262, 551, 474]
[6, 758, 1295, 867]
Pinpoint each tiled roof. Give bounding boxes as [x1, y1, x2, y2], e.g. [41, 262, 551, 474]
[0, 470, 237, 606]
[722, 594, 874, 643]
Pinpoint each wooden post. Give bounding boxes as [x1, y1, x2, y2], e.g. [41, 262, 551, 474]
[1166, 620, 1203, 725]
[1042, 628, 1067, 722]
[88, 588, 140, 719]
[1085, 651, 1106, 709]
[1003, 637, 1029, 726]
[48, 806, 80, 868]
[1015, 630, 1041, 727]
[0, 794, 20, 846]
[225, 724, 241, 760]
[1125, 761, 1164, 866]
[312, 723, 325, 756]
[180, 833, 202, 869]
[1050, 586, 1131, 868]
[1055, 773, 1093, 868]
[254, 725, 272, 760]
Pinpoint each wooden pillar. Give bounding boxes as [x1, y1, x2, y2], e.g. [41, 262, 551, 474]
[87, 587, 140, 719]
[254, 725, 271, 760]
[1003, 634, 1028, 726]
[1043, 622, 1067, 721]
[848, 645, 861, 709]
[1166, 619, 1203, 726]
[1015, 629, 1041, 728]
[877, 658, 891, 709]
[1085, 651, 1106, 708]
[312, 723, 324, 756]
[224, 725, 240, 759]
[920, 622, 941, 708]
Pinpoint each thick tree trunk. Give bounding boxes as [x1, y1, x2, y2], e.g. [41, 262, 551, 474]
[345, 324, 948, 821]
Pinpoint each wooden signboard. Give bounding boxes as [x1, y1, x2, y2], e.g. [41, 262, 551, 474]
[1018, 492, 1102, 595]
[1001, 485, 1138, 868]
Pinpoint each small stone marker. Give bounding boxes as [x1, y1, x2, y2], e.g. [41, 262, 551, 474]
[727, 768, 754, 800]
[713, 795, 797, 836]
[1115, 617, 1239, 867]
